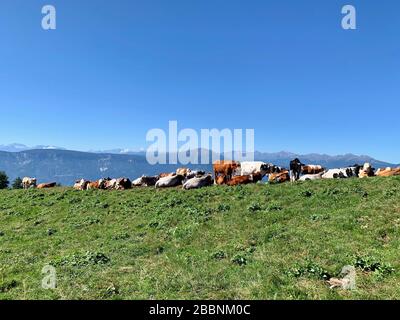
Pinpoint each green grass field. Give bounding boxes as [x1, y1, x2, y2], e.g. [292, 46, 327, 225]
[1, 177, 399, 300]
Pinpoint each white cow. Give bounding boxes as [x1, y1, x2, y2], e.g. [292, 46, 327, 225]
[183, 175, 213, 190]
[155, 175, 185, 189]
[299, 173, 324, 181]
[236, 162, 277, 176]
[322, 166, 362, 179]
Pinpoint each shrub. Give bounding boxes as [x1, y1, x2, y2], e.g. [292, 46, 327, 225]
[0, 171, 9, 189]
[232, 255, 247, 266]
[248, 203, 262, 212]
[12, 177, 23, 189]
[354, 255, 395, 277]
[287, 261, 331, 280]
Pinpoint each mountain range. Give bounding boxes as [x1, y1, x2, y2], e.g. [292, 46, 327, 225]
[0, 144, 397, 186]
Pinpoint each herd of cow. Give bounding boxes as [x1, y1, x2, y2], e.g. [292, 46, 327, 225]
[20, 158, 400, 191]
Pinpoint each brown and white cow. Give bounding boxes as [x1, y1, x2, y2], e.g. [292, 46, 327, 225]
[269, 171, 290, 183]
[358, 163, 375, 178]
[158, 172, 176, 178]
[22, 177, 37, 189]
[87, 181, 100, 190]
[73, 179, 90, 190]
[301, 165, 325, 175]
[176, 168, 191, 176]
[104, 178, 117, 190]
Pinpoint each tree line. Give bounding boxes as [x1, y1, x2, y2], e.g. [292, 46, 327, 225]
[0, 171, 23, 189]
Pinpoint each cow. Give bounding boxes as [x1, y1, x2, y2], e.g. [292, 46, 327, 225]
[73, 179, 90, 191]
[375, 167, 400, 177]
[226, 173, 263, 186]
[183, 174, 213, 190]
[176, 168, 191, 176]
[269, 171, 290, 183]
[301, 165, 325, 175]
[105, 178, 117, 190]
[299, 173, 324, 181]
[322, 165, 363, 179]
[358, 163, 375, 178]
[215, 175, 227, 185]
[132, 177, 144, 186]
[87, 181, 100, 190]
[115, 178, 132, 190]
[290, 158, 304, 182]
[213, 160, 241, 183]
[185, 170, 206, 180]
[159, 172, 176, 178]
[37, 182, 57, 189]
[235, 162, 281, 177]
[155, 175, 185, 189]
[132, 176, 159, 187]
[22, 177, 37, 189]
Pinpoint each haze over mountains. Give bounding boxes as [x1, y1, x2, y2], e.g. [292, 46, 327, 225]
[0, 144, 397, 186]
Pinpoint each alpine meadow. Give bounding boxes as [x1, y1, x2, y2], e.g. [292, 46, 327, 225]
[1, 176, 399, 300]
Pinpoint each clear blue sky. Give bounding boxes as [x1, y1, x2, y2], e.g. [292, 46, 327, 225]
[0, 0, 399, 162]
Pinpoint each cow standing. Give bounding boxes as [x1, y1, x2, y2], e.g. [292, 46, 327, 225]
[22, 177, 37, 189]
[213, 160, 241, 184]
[290, 158, 304, 182]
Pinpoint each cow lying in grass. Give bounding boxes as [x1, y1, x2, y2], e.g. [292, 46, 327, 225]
[322, 165, 363, 179]
[183, 174, 213, 190]
[155, 175, 185, 189]
[37, 182, 57, 189]
[132, 176, 159, 187]
[299, 173, 324, 181]
[226, 173, 263, 186]
[269, 171, 290, 183]
[375, 167, 400, 177]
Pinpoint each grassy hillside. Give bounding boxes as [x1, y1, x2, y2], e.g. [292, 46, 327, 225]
[1, 177, 399, 300]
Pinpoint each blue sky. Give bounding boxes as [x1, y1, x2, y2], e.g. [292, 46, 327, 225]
[0, 0, 399, 162]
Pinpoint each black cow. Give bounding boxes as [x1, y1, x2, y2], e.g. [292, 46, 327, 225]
[290, 158, 304, 182]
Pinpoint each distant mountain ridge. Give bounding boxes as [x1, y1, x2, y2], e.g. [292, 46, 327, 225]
[0, 147, 397, 186]
[0, 143, 66, 152]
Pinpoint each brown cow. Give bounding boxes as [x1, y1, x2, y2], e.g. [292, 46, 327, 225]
[213, 160, 241, 183]
[215, 175, 227, 185]
[226, 173, 263, 186]
[375, 167, 400, 177]
[37, 182, 57, 189]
